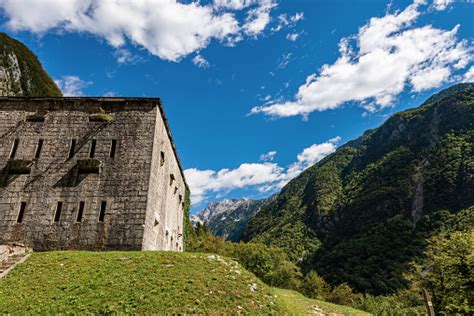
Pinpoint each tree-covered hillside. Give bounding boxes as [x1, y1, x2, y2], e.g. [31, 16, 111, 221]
[241, 83, 474, 298]
[0, 32, 61, 97]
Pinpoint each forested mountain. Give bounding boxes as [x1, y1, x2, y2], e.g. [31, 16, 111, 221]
[0, 32, 61, 97]
[192, 197, 274, 242]
[241, 83, 474, 295]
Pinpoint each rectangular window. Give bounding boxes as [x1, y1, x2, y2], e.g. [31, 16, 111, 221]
[170, 174, 175, 186]
[77, 201, 85, 222]
[69, 139, 76, 159]
[10, 139, 19, 159]
[34, 139, 44, 159]
[98, 201, 106, 222]
[17, 202, 26, 223]
[160, 151, 165, 166]
[89, 139, 97, 158]
[54, 201, 63, 223]
[110, 139, 117, 158]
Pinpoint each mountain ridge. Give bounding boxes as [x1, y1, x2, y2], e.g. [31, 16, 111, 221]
[192, 196, 275, 242]
[240, 83, 474, 294]
[0, 32, 61, 97]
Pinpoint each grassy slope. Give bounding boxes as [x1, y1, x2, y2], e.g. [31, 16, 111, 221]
[274, 288, 371, 316]
[0, 251, 368, 315]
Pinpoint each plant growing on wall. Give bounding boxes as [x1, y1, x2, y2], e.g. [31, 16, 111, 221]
[89, 107, 113, 122]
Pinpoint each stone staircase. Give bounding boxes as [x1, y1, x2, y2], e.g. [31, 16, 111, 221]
[0, 244, 31, 278]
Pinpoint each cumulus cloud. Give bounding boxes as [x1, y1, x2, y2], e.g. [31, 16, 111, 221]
[192, 54, 210, 68]
[103, 90, 118, 97]
[0, 0, 280, 62]
[286, 136, 340, 178]
[185, 137, 340, 204]
[433, 0, 454, 10]
[286, 33, 300, 41]
[185, 163, 283, 204]
[243, 0, 276, 36]
[272, 12, 304, 32]
[464, 65, 474, 82]
[213, 0, 258, 10]
[251, 0, 473, 118]
[259, 151, 277, 161]
[55, 75, 91, 96]
[114, 48, 142, 64]
[277, 53, 293, 69]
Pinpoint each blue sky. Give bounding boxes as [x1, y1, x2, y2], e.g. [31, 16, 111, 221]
[1, 0, 473, 212]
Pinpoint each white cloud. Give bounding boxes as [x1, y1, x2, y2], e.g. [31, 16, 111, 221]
[192, 54, 210, 68]
[185, 137, 340, 205]
[114, 48, 142, 64]
[0, 0, 279, 62]
[213, 0, 257, 10]
[277, 52, 292, 69]
[290, 12, 304, 23]
[272, 12, 304, 32]
[251, 0, 473, 118]
[185, 163, 283, 204]
[290, 136, 340, 172]
[286, 33, 299, 41]
[243, 0, 276, 36]
[463, 65, 474, 82]
[103, 90, 118, 97]
[433, 0, 454, 10]
[260, 150, 277, 161]
[54, 75, 91, 96]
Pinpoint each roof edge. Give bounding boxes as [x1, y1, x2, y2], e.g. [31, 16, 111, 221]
[0, 96, 188, 187]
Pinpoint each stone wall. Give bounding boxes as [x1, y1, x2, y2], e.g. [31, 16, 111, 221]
[0, 97, 185, 251]
[142, 103, 185, 251]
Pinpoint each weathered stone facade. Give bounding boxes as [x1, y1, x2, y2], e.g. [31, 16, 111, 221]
[0, 97, 186, 251]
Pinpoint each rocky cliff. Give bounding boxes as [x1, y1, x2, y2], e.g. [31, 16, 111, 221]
[0, 33, 61, 97]
[192, 196, 275, 242]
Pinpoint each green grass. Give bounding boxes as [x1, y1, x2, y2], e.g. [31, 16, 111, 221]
[274, 288, 371, 316]
[0, 251, 369, 314]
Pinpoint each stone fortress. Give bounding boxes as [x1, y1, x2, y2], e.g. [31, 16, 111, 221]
[0, 97, 186, 251]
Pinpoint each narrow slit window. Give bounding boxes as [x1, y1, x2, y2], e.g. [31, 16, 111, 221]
[77, 201, 85, 222]
[160, 151, 165, 166]
[10, 139, 19, 159]
[110, 139, 117, 158]
[54, 201, 63, 223]
[174, 187, 178, 195]
[170, 174, 175, 186]
[98, 201, 106, 222]
[69, 139, 76, 158]
[179, 195, 183, 203]
[89, 139, 97, 158]
[34, 139, 44, 159]
[17, 202, 26, 223]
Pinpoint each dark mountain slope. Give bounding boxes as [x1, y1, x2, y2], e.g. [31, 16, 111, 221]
[0, 32, 61, 97]
[241, 83, 474, 294]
